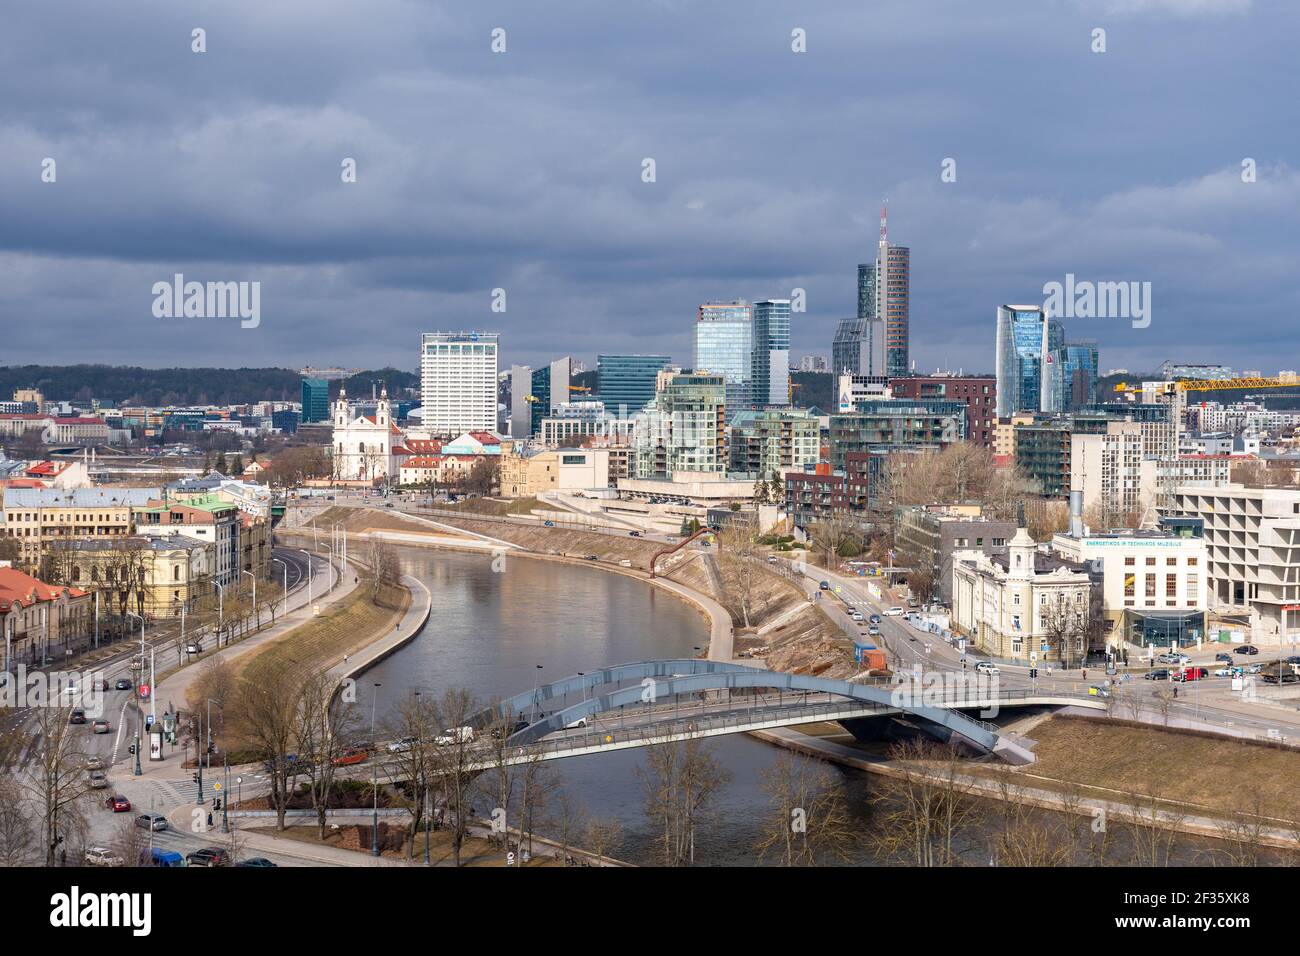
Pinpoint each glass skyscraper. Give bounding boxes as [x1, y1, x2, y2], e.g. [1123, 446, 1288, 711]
[300, 377, 330, 423]
[1058, 341, 1100, 411]
[694, 300, 752, 413]
[751, 299, 791, 407]
[595, 354, 672, 416]
[995, 305, 1065, 416]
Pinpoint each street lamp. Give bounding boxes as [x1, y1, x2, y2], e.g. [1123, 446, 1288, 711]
[298, 549, 314, 603]
[213, 581, 225, 647]
[270, 557, 289, 618]
[371, 681, 381, 858]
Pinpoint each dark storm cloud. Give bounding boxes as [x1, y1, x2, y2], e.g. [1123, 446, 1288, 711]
[0, 0, 1294, 374]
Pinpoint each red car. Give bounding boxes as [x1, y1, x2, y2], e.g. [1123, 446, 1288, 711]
[1174, 667, 1209, 682]
[106, 794, 131, 813]
[332, 747, 369, 767]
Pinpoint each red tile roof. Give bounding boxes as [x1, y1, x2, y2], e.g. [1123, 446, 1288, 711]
[0, 568, 88, 611]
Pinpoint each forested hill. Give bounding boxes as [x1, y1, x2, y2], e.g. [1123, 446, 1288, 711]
[0, 365, 419, 406]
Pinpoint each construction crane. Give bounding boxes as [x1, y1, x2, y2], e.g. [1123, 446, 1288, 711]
[567, 384, 592, 394]
[1114, 376, 1298, 395]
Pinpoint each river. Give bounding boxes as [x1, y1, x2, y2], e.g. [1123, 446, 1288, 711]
[358, 545, 1256, 867]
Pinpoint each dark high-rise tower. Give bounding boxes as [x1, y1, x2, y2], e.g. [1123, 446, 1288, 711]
[875, 203, 911, 378]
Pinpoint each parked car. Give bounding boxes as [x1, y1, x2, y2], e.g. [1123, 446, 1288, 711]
[490, 719, 530, 740]
[974, 661, 999, 676]
[185, 642, 202, 655]
[114, 678, 132, 690]
[628, 531, 642, 537]
[85, 846, 124, 867]
[331, 747, 369, 767]
[69, 708, 86, 725]
[1235, 645, 1260, 655]
[186, 847, 232, 867]
[1157, 652, 1190, 665]
[1213, 667, 1234, 677]
[92, 719, 111, 734]
[1245, 663, 1265, 675]
[144, 848, 184, 868]
[564, 718, 589, 729]
[105, 794, 131, 813]
[583, 554, 599, 561]
[136, 812, 169, 831]
[87, 771, 109, 789]
[1144, 669, 1170, 680]
[387, 736, 416, 753]
[236, 857, 279, 867]
[884, 607, 905, 617]
[543, 520, 555, 527]
[1214, 653, 1234, 663]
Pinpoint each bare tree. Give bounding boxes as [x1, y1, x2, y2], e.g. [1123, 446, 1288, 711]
[22, 704, 91, 865]
[869, 738, 980, 867]
[235, 665, 301, 831]
[754, 750, 859, 865]
[0, 775, 36, 866]
[383, 689, 438, 859]
[296, 670, 361, 842]
[368, 539, 401, 604]
[584, 817, 623, 866]
[427, 688, 481, 867]
[808, 514, 860, 570]
[635, 736, 730, 866]
[717, 520, 762, 628]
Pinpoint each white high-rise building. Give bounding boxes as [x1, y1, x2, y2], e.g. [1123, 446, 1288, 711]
[420, 332, 499, 436]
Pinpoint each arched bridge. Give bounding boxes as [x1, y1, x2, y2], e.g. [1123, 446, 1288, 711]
[467, 660, 1106, 766]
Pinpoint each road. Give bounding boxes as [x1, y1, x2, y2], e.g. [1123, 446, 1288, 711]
[781, 558, 1300, 743]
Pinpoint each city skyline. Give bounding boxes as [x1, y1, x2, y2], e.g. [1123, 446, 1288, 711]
[3, 1, 1297, 374]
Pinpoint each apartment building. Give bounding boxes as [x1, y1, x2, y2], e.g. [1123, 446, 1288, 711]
[0, 487, 160, 572]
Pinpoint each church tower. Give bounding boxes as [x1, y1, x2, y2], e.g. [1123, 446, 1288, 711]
[334, 386, 349, 428]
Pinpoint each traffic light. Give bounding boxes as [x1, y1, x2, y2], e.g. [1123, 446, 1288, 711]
[128, 744, 136, 755]
[192, 772, 200, 784]
[213, 798, 222, 811]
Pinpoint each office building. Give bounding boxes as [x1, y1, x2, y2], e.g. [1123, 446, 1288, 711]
[828, 399, 966, 470]
[595, 354, 672, 416]
[995, 304, 1063, 416]
[301, 377, 330, 424]
[420, 332, 499, 435]
[872, 205, 911, 378]
[896, 506, 1016, 606]
[1167, 485, 1300, 638]
[1058, 342, 1099, 411]
[832, 317, 887, 377]
[751, 299, 791, 406]
[694, 301, 753, 412]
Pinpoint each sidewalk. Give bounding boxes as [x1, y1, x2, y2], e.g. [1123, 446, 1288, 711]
[130, 557, 353, 785]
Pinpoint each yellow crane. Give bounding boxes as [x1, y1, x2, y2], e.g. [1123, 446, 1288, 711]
[1115, 376, 1299, 395]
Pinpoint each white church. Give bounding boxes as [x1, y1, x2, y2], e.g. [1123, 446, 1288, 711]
[332, 386, 405, 483]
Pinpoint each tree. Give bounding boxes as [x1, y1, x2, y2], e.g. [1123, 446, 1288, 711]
[808, 514, 860, 569]
[903, 553, 936, 607]
[22, 705, 91, 865]
[0, 775, 36, 866]
[635, 737, 730, 866]
[584, 817, 623, 866]
[769, 469, 783, 506]
[717, 521, 762, 628]
[383, 690, 438, 859]
[296, 670, 361, 842]
[368, 539, 401, 604]
[426, 688, 481, 867]
[235, 665, 301, 830]
[870, 739, 980, 867]
[1040, 590, 1091, 669]
[754, 750, 859, 865]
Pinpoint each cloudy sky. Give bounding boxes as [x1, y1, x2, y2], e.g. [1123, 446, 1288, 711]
[2, 0, 1296, 376]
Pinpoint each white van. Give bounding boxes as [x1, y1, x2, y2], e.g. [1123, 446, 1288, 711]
[435, 726, 474, 746]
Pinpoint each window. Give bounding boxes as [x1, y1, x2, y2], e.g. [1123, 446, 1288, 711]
[1166, 574, 1177, 599]
[1011, 637, 1022, 654]
[1145, 573, 1157, 599]
[1145, 557, 1156, 566]
[1124, 574, 1135, 598]
[1188, 557, 1198, 567]
[1124, 557, 1135, 567]
[1167, 557, 1177, 566]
